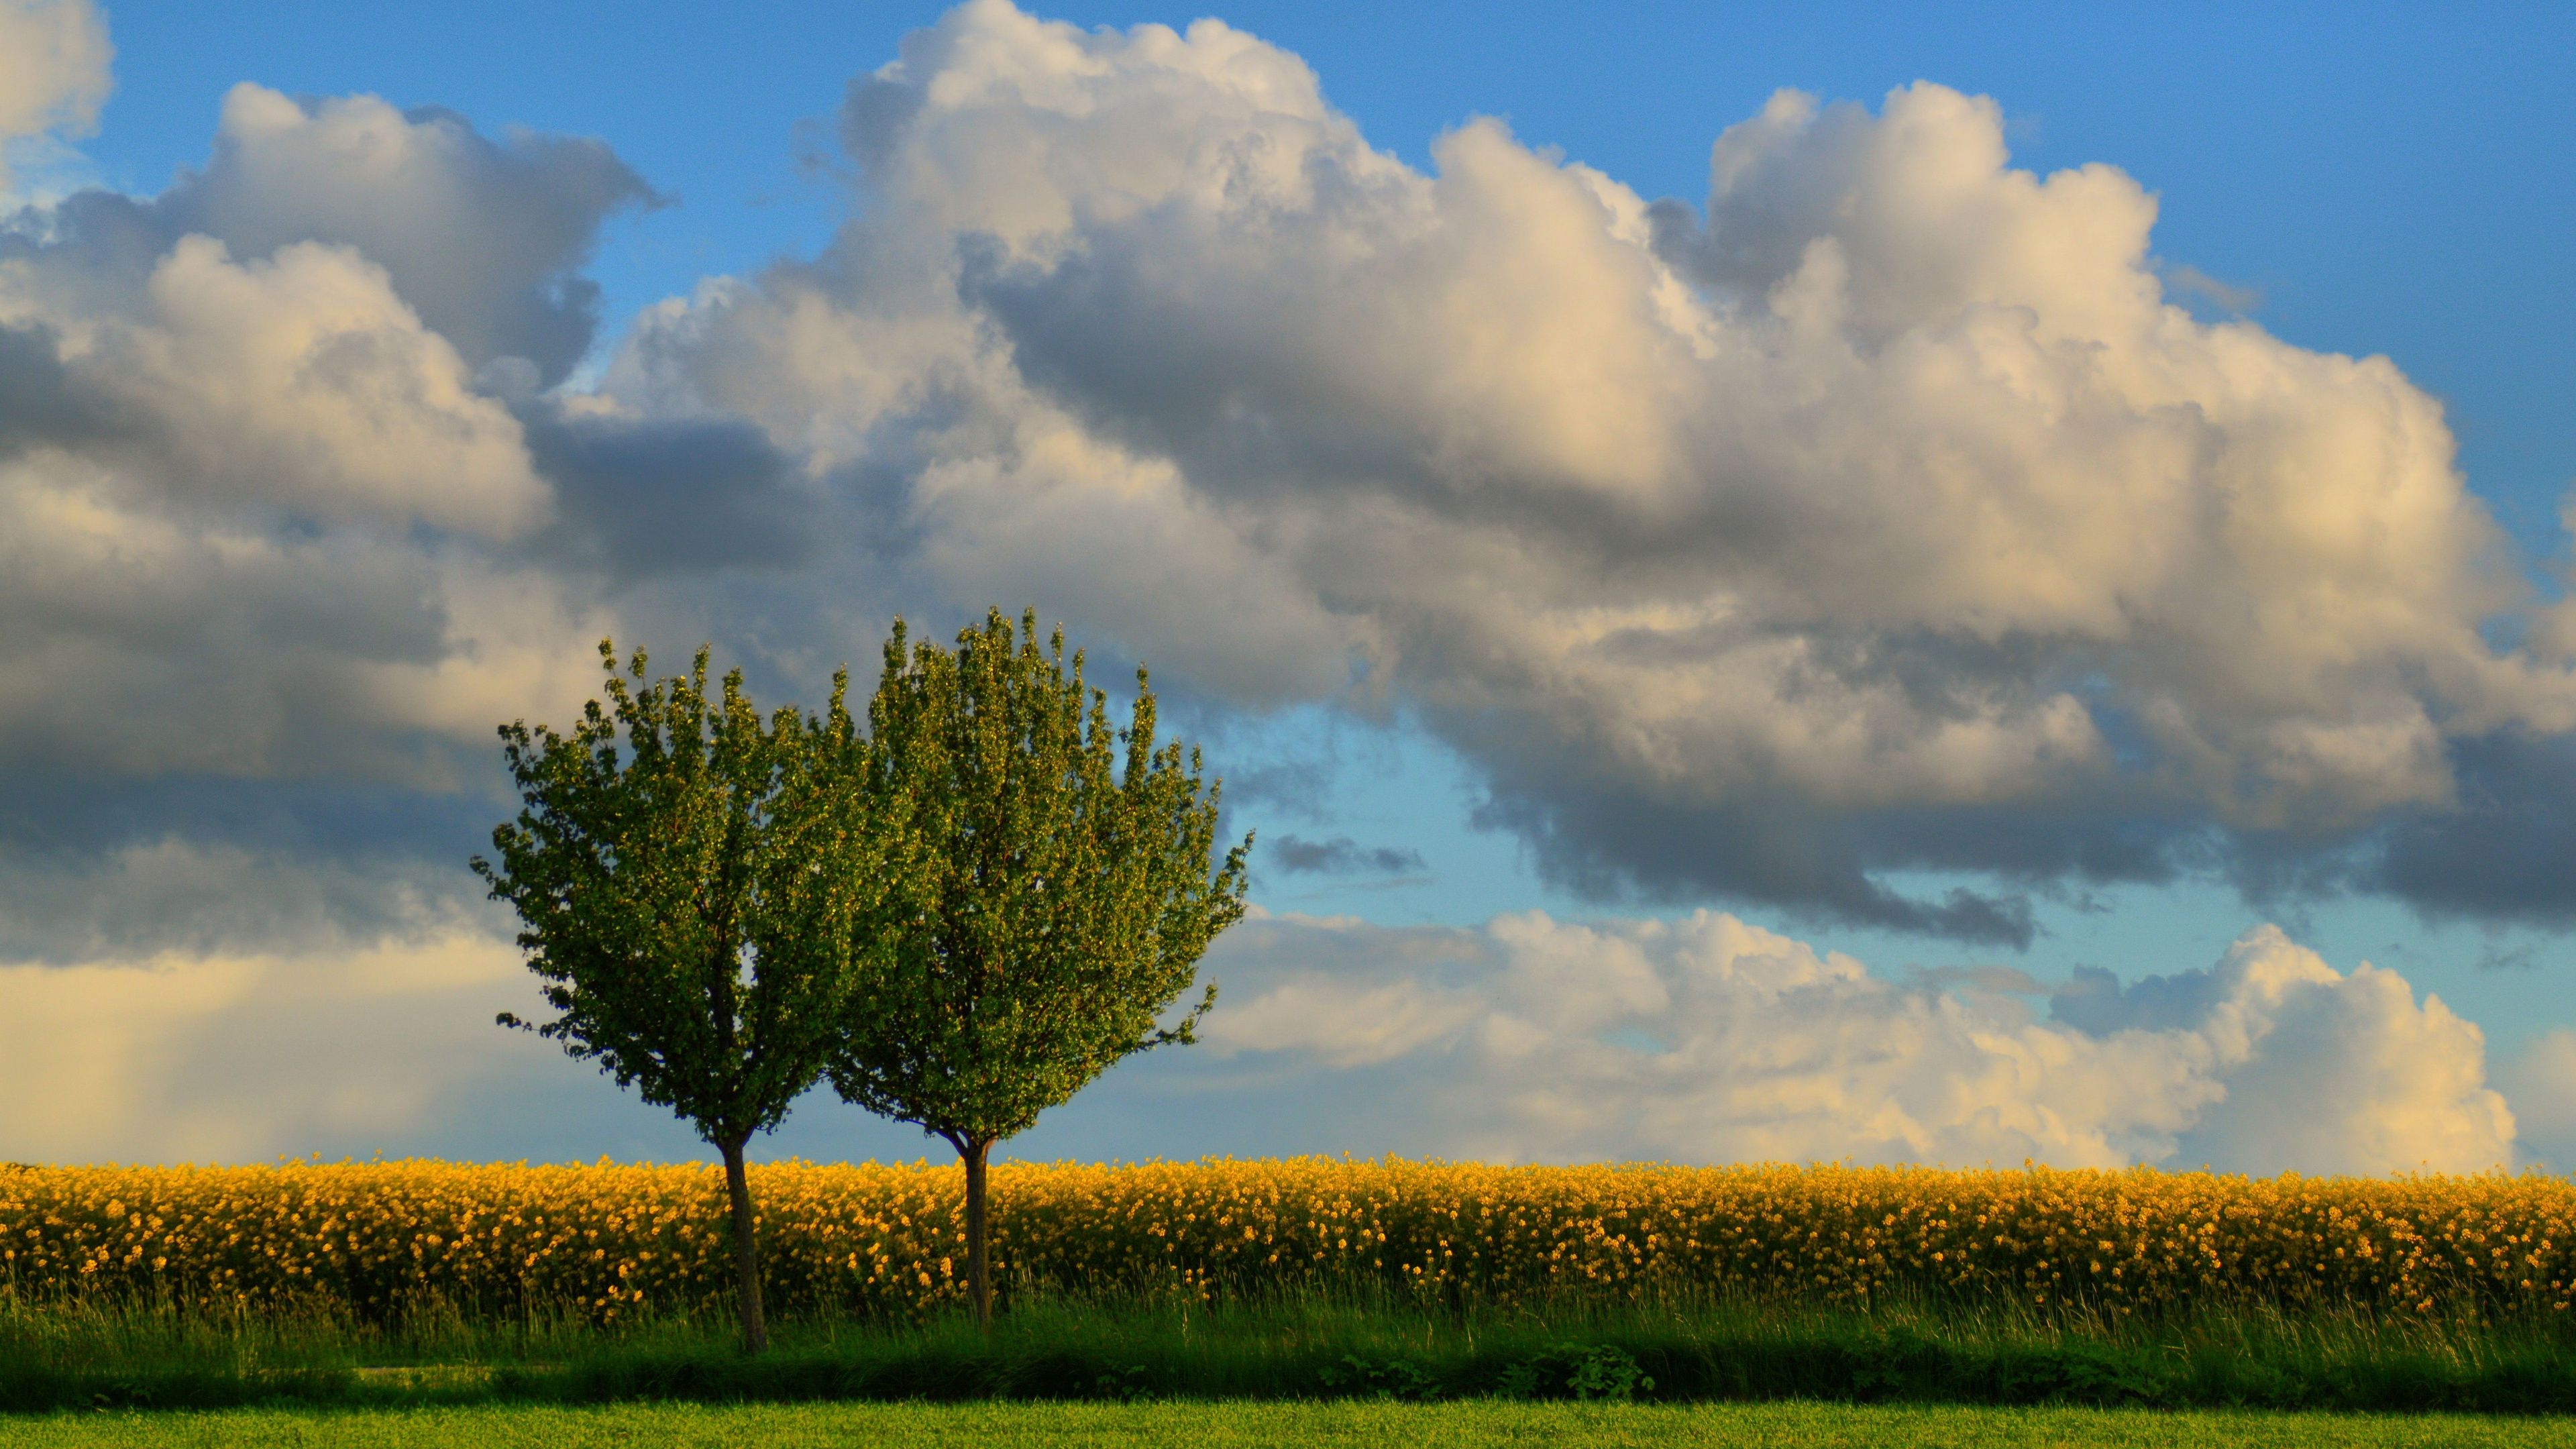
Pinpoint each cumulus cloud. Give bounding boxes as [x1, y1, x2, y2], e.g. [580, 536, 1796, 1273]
[10, 81, 654, 382]
[0, 16, 682, 1006]
[104, 235, 549, 534]
[142, 83, 654, 384]
[600, 0, 2576, 937]
[0, 0, 110, 197]
[1193, 908, 2515, 1175]
[0, 62, 656, 793]
[0, 413, 599, 782]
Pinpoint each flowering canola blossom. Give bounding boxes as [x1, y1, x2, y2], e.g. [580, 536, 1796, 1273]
[3, 1159, 2571, 1321]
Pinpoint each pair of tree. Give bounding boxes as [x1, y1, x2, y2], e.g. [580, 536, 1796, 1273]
[471, 610, 1249, 1351]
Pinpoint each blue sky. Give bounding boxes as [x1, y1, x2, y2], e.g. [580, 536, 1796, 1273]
[3, 0, 2573, 1175]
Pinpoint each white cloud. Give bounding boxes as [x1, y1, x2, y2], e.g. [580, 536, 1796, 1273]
[1195, 908, 2516, 1175]
[0, 74, 641, 785]
[99, 235, 549, 536]
[149, 84, 656, 384]
[0, 433, 604, 780]
[0, 0, 110, 198]
[7, 0, 2559, 937]
[604, 1, 2576, 932]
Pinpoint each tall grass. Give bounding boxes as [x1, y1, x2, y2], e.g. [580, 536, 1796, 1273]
[9, 1281, 2575, 1414]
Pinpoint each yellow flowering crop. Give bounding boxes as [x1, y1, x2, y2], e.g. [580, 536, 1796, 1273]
[3, 1159, 2570, 1322]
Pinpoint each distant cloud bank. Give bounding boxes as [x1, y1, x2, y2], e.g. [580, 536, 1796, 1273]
[1, 899, 2534, 1178]
[1197, 909, 2517, 1176]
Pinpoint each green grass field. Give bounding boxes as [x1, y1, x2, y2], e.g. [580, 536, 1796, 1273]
[11, 1401, 2575, 1448]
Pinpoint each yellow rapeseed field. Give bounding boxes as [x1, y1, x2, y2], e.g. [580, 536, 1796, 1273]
[3, 1159, 2570, 1323]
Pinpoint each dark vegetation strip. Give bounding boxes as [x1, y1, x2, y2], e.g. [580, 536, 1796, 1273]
[7, 1291, 2576, 1415]
[15, 1402, 2576, 1449]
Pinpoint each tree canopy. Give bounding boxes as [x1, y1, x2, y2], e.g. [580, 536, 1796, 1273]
[828, 608, 1251, 1326]
[472, 642, 902, 1352]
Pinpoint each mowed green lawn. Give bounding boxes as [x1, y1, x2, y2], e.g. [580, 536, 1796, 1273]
[13, 1402, 2574, 1448]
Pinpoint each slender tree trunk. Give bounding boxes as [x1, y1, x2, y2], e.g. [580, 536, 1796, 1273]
[720, 1136, 770, 1354]
[963, 1136, 994, 1332]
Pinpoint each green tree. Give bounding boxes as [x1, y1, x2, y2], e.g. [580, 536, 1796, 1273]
[830, 609, 1251, 1329]
[472, 642, 900, 1353]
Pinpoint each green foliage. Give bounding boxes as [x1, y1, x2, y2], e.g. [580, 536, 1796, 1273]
[1091, 1363, 1158, 1403]
[464, 614, 1246, 1339]
[823, 608, 1251, 1327]
[1497, 1343, 1656, 1402]
[1318, 1353, 1442, 1401]
[470, 641, 910, 1350]
[826, 608, 1250, 1148]
[473, 642, 895, 1145]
